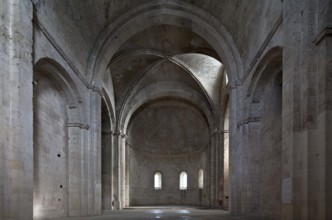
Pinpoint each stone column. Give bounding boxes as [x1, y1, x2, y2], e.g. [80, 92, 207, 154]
[89, 89, 102, 215]
[66, 123, 88, 216]
[83, 88, 102, 216]
[118, 133, 127, 209]
[222, 129, 230, 209]
[0, 0, 33, 219]
[283, 1, 304, 218]
[80, 126, 89, 216]
[113, 131, 127, 209]
[283, 1, 331, 219]
[245, 120, 261, 216]
[314, 1, 332, 219]
[209, 130, 216, 207]
[229, 85, 240, 215]
[112, 131, 119, 210]
[208, 128, 223, 208]
[101, 129, 114, 211]
[325, 29, 332, 220]
[213, 129, 224, 208]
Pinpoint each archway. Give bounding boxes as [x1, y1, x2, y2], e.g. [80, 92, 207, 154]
[126, 98, 210, 206]
[33, 59, 83, 219]
[246, 47, 283, 219]
[33, 69, 68, 219]
[90, 1, 242, 209]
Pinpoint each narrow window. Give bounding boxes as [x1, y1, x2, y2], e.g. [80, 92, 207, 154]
[179, 172, 188, 190]
[198, 169, 204, 189]
[154, 172, 162, 190]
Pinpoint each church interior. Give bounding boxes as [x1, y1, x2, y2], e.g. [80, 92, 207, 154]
[1, 0, 332, 220]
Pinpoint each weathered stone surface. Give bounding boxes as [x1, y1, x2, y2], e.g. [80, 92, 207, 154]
[1, 1, 331, 220]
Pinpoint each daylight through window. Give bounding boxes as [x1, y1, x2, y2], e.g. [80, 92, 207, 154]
[154, 172, 162, 190]
[179, 172, 188, 190]
[198, 169, 204, 189]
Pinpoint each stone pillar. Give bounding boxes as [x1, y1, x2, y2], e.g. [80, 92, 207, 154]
[315, 1, 332, 219]
[325, 29, 332, 220]
[67, 125, 82, 216]
[114, 131, 127, 209]
[88, 90, 102, 215]
[245, 121, 261, 216]
[222, 129, 230, 209]
[119, 133, 127, 209]
[209, 130, 216, 207]
[214, 129, 224, 208]
[101, 129, 114, 211]
[283, 1, 305, 219]
[0, 0, 33, 219]
[283, 1, 331, 219]
[81, 127, 89, 216]
[229, 85, 240, 215]
[112, 131, 119, 209]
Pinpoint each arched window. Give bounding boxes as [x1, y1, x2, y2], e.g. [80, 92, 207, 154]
[198, 169, 204, 189]
[154, 172, 162, 190]
[179, 172, 188, 190]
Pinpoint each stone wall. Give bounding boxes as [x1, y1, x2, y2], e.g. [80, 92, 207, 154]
[0, 0, 33, 219]
[127, 100, 210, 206]
[128, 148, 208, 206]
[1, 1, 332, 220]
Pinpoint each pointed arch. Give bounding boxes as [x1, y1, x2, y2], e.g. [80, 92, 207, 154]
[33, 58, 84, 218]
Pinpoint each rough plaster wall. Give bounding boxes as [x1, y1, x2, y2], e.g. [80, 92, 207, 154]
[33, 75, 68, 219]
[127, 100, 210, 206]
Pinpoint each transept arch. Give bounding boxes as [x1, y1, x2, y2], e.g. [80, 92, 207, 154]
[119, 82, 215, 134]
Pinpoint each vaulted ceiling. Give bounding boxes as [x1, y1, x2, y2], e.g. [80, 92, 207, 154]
[32, 0, 282, 139]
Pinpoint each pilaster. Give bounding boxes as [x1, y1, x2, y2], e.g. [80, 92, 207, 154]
[0, 0, 33, 219]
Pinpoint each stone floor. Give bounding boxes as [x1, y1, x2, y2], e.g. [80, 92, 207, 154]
[52, 206, 244, 220]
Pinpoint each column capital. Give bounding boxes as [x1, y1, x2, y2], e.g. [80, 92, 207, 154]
[211, 129, 222, 136]
[113, 130, 127, 138]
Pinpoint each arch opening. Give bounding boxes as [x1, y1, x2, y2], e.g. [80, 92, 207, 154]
[245, 48, 283, 219]
[98, 2, 238, 210]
